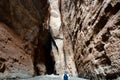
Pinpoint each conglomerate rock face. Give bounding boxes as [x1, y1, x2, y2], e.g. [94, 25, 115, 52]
[61, 0, 120, 79]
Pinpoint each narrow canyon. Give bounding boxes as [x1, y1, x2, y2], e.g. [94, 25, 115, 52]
[0, 0, 120, 80]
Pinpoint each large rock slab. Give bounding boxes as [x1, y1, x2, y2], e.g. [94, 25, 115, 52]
[0, 22, 34, 78]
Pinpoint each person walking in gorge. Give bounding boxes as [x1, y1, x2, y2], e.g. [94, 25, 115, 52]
[62, 71, 69, 80]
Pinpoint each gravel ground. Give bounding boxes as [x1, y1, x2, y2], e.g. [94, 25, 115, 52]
[19, 75, 87, 80]
[1, 75, 119, 80]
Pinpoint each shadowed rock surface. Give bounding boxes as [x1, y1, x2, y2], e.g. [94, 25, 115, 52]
[0, 0, 54, 77]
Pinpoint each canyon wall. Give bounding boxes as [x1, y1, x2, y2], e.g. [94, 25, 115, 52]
[0, 0, 54, 78]
[0, 0, 120, 79]
[61, 0, 120, 79]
